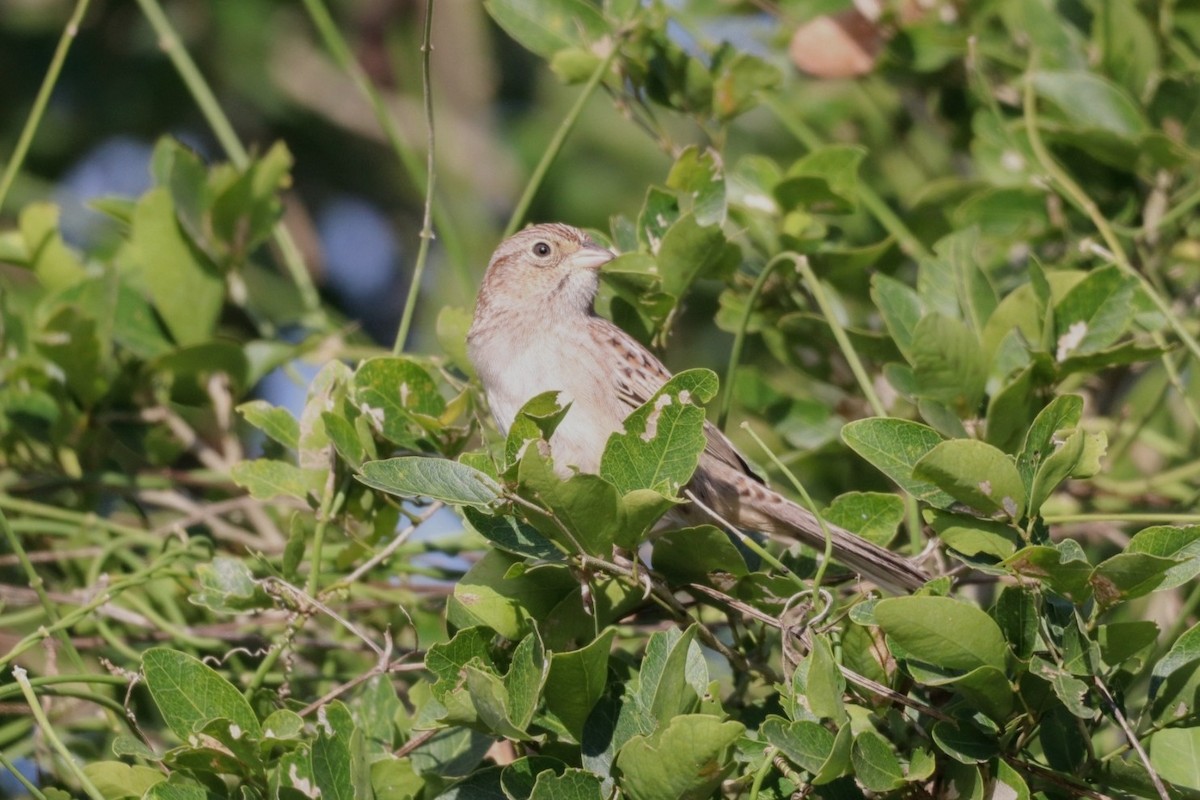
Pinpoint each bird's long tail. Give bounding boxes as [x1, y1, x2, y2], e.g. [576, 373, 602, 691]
[690, 471, 930, 594]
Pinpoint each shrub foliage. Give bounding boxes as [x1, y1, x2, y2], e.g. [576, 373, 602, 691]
[3, 1, 1200, 799]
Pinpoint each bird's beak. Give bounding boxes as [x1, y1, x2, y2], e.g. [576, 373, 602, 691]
[569, 243, 616, 271]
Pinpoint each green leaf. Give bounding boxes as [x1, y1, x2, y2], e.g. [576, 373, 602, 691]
[903, 660, 1014, 721]
[774, 145, 865, 214]
[928, 509, 1021, 560]
[20, 203, 86, 291]
[710, 47, 781, 121]
[931, 720, 998, 765]
[1018, 394, 1084, 497]
[1004, 544, 1094, 601]
[128, 187, 224, 345]
[262, 709, 304, 744]
[505, 631, 549, 730]
[638, 187, 681, 251]
[500, 756, 567, 800]
[505, 390, 571, 468]
[517, 452, 624, 554]
[600, 369, 718, 495]
[551, 47, 604, 83]
[909, 312, 987, 411]
[871, 274, 924, 361]
[850, 730, 904, 792]
[210, 141, 292, 260]
[1030, 656, 1097, 719]
[1098, 621, 1159, 669]
[358, 456, 501, 508]
[1028, 428, 1092, 515]
[83, 762, 166, 799]
[1150, 727, 1200, 790]
[543, 629, 615, 741]
[1095, 0, 1159, 99]
[656, 216, 739, 299]
[237, 400, 300, 449]
[530, 768, 605, 800]
[36, 309, 109, 406]
[1127, 526, 1200, 590]
[142, 648, 262, 741]
[993, 587, 1038, 660]
[484, 0, 609, 59]
[804, 634, 846, 722]
[143, 782, 208, 800]
[1054, 265, 1137, 358]
[994, 758, 1031, 800]
[614, 715, 744, 800]
[466, 631, 548, 738]
[426, 627, 493, 702]
[353, 357, 445, 445]
[822, 492, 904, 547]
[1090, 552, 1178, 608]
[311, 701, 357, 800]
[652, 525, 748, 588]
[322, 410, 368, 469]
[875, 596, 1007, 672]
[637, 626, 703, 723]
[913, 439, 1026, 519]
[1031, 70, 1148, 139]
[1153, 622, 1200, 686]
[231, 459, 324, 502]
[447, 550, 581, 640]
[463, 507, 560, 560]
[372, 757, 425, 800]
[666, 146, 726, 227]
[189, 556, 271, 613]
[761, 718, 835, 775]
[985, 366, 1041, 454]
[841, 418, 954, 507]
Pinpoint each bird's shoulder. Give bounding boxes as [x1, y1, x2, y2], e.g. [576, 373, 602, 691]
[586, 316, 763, 484]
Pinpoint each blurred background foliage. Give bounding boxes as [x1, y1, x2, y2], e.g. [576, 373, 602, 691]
[5, 0, 1200, 798]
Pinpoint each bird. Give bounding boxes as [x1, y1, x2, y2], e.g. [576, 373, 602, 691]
[467, 222, 929, 593]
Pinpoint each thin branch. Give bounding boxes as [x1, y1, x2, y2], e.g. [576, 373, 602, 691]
[299, 0, 468, 285]
[0, 0, 92, 213]
[1092, 676, 1169, 800]
[12, 667, 106, 800]
[503, 43, 621, 237]
[394, 0, 438, 354]
[718, 252, 791, 431]
[686, 582, 951, 722]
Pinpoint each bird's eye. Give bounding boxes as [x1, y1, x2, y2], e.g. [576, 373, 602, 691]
[532, 241, 552, 257]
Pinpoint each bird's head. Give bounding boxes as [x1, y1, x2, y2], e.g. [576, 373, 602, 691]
[475, 223, 615, 319]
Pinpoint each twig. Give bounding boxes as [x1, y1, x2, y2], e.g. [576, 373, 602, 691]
[139, 490, 269, 549]
[12, 667, 106, 800]
[503, 43, 621, 237]
[718, 252, 792, 431]
[335, 502, 443, 588]
[394, 0, 438, 354]
[686, 582, 952, 722]
[1092, 676, 1169, 800]
[739, 423, 835, 593]
[394, 727, 439, 758]
[299, 0, 467, 285]
[0, 0, 92, 213]
[1004, 756, 1113, 800]
[264, 578, 384, 658]
[141, 406, 228, 472]
[684, 489, 806, 589]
